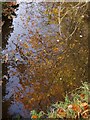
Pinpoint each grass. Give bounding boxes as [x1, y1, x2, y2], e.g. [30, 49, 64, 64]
[31, 82, 90, 119]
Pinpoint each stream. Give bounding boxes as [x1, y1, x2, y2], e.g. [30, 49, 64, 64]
[2, 2, 88, 119]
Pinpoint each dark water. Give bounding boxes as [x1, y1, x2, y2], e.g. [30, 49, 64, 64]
[2, 2, 88, 118]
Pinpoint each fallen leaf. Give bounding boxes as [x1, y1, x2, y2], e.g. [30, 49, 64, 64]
[57, 108, 66, 117]
[53, 48, 59, 53]
[81, 102, 88, 110]
[72, 104, 81, 113]
[31, 115, 38, 119]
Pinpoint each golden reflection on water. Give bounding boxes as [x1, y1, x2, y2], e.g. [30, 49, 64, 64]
[3, 2, 88, 117]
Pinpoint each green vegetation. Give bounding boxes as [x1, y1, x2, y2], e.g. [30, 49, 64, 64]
[31, 82, 90, 119]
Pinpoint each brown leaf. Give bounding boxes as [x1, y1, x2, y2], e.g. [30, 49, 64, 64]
[31, 115, 38, 119]
[80, 94, 85, 99]
[72, 104, 81, 113]
[81, 102, 88, 110]
[53, 47, 59, 53]
[57, 108, 66, 117]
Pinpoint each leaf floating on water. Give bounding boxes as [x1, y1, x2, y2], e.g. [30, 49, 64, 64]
[29, 30, 33, 34]
[27, 16, 31, 22]
[32, 21, 35, 26]
[57, 56, 63, 60]
[22, 42, 29, 49]
[52, 8, 58, 14]
[53, 47, 59, 53]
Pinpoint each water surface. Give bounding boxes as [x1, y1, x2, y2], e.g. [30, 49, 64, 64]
[2, 2, 88, 118]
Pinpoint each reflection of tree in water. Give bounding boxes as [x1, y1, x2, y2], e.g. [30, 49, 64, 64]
[4, 2, 88, 113]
